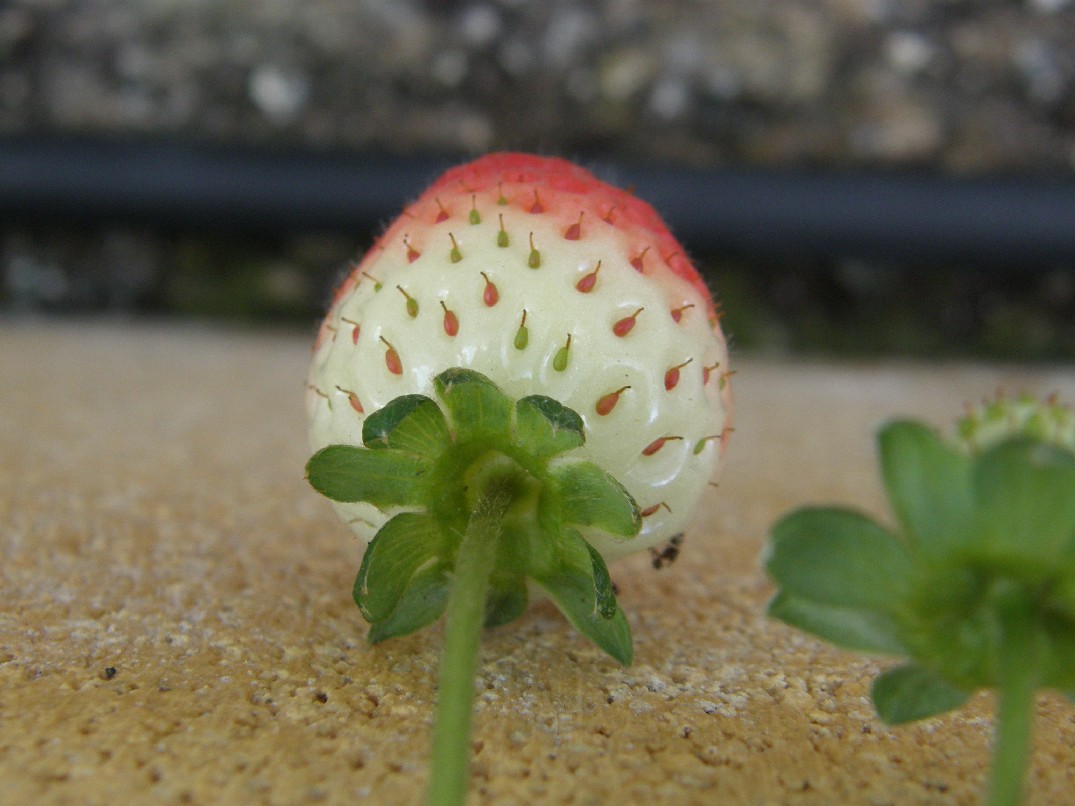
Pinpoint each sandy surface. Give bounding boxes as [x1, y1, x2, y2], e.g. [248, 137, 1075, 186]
[2, 321, 1073, 805]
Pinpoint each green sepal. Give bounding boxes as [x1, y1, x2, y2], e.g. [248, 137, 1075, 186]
[514, 395, 585, 459]
[354, 512, 449, 623]
[433, 367, 514, 444]
[767, 590, 908, 655]
[306, 444, 430, 508]
[586, 540, 619, 621]
[547, 460, 642, 538]
[1047, 574, 1075, 689]
[1038, 606, 1075, 691]
[365, 565, 452, 644]
[879, 421, 974, 553]
[871, 663, 971, 725]
[971, 437, 1075, 564]
[484, 577, 529, 628]
[1051, 575, 1075, 620]
[766, 507, 913, 612]
[531, 528, 633, 665]
[362, 394, 450, 458]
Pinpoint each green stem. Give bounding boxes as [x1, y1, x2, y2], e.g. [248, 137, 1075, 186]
[427, 488, 510, 806]
[988, 586, 1039, 806]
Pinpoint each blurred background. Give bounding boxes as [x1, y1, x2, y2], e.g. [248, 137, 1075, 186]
[1, 0, 1073, 358]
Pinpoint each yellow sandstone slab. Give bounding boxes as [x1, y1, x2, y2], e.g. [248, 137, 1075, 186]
[2, 322, 1073, 805]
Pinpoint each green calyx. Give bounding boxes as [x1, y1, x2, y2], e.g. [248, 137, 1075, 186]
[765, 402, 1075, 806]
[767, 420, 1075, 713]
[306, 367, 640, 665]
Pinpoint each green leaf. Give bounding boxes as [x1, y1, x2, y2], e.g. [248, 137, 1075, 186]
[547, 460, 641, 538]
[766, 507, 912, 612]
[433, 367, 513, 444]
[353, 512, 449, 623]
[306, 444, 430, 507]
[871, 663, 970, 725]
[366, 564, 451, 644]
[767, 590, 908, 655]
[514, 395, 585, 460]
[879, 420, 974, 552]
[362, 394, 451, 458]
[972, 437, 1075, 562]
[532, 528, 633, 665]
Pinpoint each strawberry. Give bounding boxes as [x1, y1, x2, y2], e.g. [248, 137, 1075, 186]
[307, 153, 731, 563]
[304, 153, 732, 805]
[958, 391, 1075, 455]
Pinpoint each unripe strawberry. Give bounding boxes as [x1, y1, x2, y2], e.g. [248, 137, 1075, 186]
[307, 153, 732, 563]
[958, 391, 1075, 455]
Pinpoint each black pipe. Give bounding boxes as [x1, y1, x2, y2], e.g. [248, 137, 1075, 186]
[1, 136, 1073, 267]
[600, 162, 1075, 269]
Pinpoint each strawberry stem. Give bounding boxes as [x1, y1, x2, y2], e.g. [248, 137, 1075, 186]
[988, 583, 1039, 806]
[427, 484, 511, 806]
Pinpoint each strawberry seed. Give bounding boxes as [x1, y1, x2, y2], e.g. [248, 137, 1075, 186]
[397, 286, 419, 318]
[564, 211, 584, 240]
[596, 386, 630, 416]
[576, 261, 602, 293]
[613, 308, 643, 337]
[528, 233, 541, 268]
[630, 247, 650, 273]
[380, 336, 403, 375]
[671, 303, 695, 323]
[514, 310, 529, 350]
[664, 358, 692, 390]
[553, 334, 571, 371]
[440, 301, 459, 337]
[642, 435, 682, 456]
[404, 236, 421, 263]
[480, 272, 499, 307]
